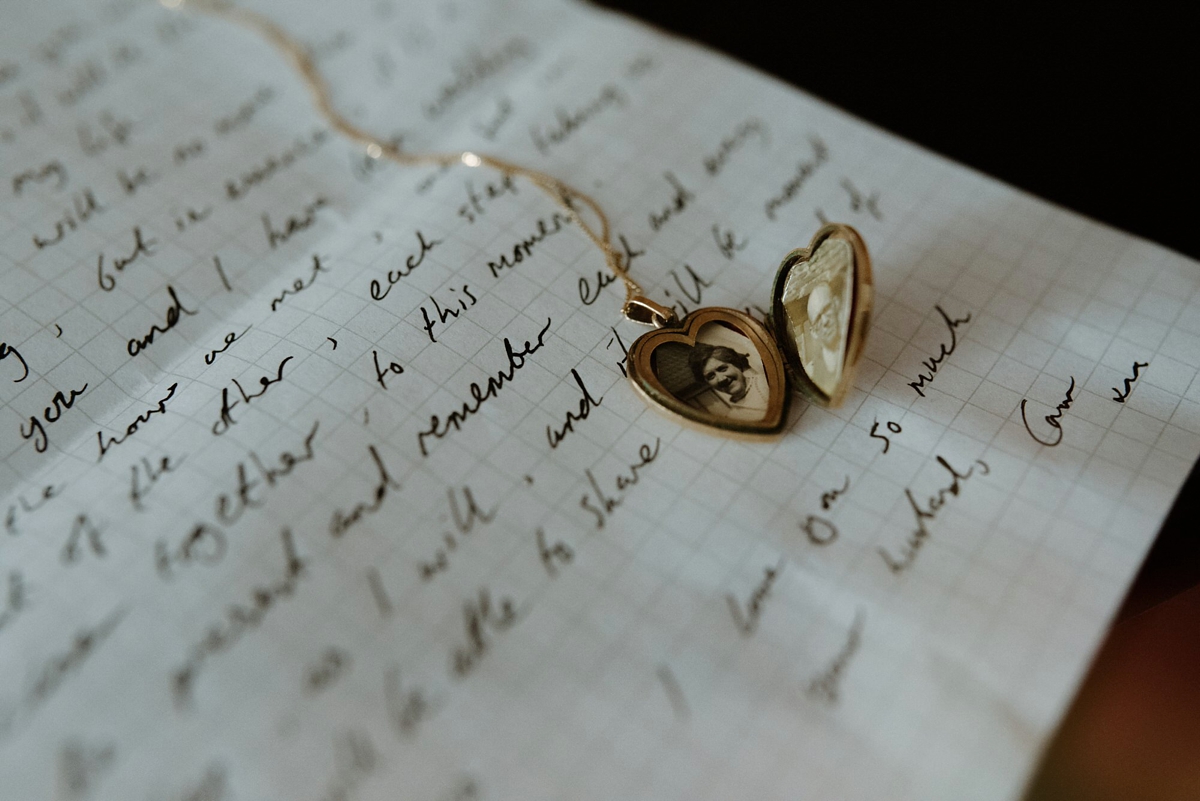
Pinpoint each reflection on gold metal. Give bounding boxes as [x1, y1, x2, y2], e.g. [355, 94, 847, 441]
[628, 308, 788, 437]
[770, 223, 873, 407]
[168, 1, 873, 439]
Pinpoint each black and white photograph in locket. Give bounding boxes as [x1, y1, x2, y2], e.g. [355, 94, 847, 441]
[651, 322, 770, 422]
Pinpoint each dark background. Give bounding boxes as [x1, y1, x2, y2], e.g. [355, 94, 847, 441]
[592, 3, 1199, 799]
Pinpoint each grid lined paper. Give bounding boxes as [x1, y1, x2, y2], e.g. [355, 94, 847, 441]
[1, 1, 1198, 799]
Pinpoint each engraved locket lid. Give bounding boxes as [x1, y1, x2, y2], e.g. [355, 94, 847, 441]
[770, 224, 873, 407]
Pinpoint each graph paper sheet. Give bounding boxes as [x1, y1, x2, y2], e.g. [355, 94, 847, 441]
[2, 1, 1198, 799]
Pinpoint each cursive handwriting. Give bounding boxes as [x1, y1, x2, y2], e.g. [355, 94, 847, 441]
[129, 453, 183, 512]
[223, 129, 328, 200]
[605, 326, 631, 376]
[579, 234, 642, 305]
[168, 421, 317, 569]
[127, 285, 198, 357]
[423, 38, 531, 120]
[546, 369, 603, 449]
[1021, 377, 1076, 447]
[214, 85, 274, 135]
[270, 254, 328, 311]
[12, 160, 67, 194]
[417, 319, 553, 456]
[529, 84, 626, 154]
[203, 327, 250, 365]
[458, 173, 517, 223]
[878, 456, 990, 573]
[97, 225, 157, 291]
[662, 263, 714, 318]
[4, 484, 61, 535]
[703, 118, 767, 176]
[420, 284, 479, 343]
[26, 609, 125, 716]
[764, 137, 828, 220]
[171, 528, 304, 708]
[96, 382, 178, 461]
[0, 341, 29, 382]
[369, 230, 442, 301]
[485, 213, 571, 278]
[418, 486, 498, 581]
[317, 730, 378, 801]
[807, 609, 865, 704]
[384, 665, 438, 739]
[330, 445, 401, 536]
[262, 195, 328, 248]
[20, 383, 88, 453]
[372, 350, 405, 390]
[1112, 361, 1149, 403]
[726, 558, 785, 636]
[712, 223, 748, 259]
[648, 172, 695, 231]
[32, 187, 104, 249]
[580, 438, 661, 529]
[840, 178, 883, 220]
[210, 356, 293, 435]
[450, 587, 519, 677]
[821, 476, 850, 510]
[907, 305, 972, 397]
[117, 165, 158, 196]
[61, 513, 106, 563]
[535, 528, 574, 577]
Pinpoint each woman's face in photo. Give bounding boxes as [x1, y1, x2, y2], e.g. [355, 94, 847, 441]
[701, 356, 746, 399]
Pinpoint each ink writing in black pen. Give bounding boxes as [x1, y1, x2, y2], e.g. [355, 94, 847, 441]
[269, 254, 327, 311]
[1112, 361, 1148, 403]
[870, 419, 902, 452]
[878, 456, 990, 573]
[369, 230, 442, 301]
[127, 285, 198, 357]
[1020, 377, 1075, 447]
[727, 559, 785, 636]
[97, 225, 156, 291]
[417, 319, 552, 456]
[210, 356, 293, 435]
[5, 484, 61, 535]
[20, 383, 88, 453]
[420, 284, 477, 343]
[907, 305, 971, 398]
[546, 369, 603, 449]
[262, 195, 328, 249]
[204, 327, 250, 365]
[579, 234, 642, 306]
[371, 350, 404, 390]
[579, 439, 660, 529]
[329, 445, 401, 537]
[96, 382, 178, 461]
[711, 223, 748, 259]
[0, 341, 29, 382]
[129, 453, 183, 511]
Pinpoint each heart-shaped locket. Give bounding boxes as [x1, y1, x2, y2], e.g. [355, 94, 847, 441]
[770, 223, 872, 407]
[627, 307, 789, 436]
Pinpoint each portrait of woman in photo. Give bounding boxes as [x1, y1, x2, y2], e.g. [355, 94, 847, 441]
[687, 341, 770, 421]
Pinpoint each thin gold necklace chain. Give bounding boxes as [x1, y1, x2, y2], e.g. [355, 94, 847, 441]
[167, 0, 675, 327]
